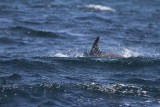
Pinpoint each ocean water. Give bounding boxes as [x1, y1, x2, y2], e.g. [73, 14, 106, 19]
[0, 0, 160, 107]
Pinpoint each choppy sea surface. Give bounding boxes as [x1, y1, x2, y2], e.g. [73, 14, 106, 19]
[0, 0, 160, 107]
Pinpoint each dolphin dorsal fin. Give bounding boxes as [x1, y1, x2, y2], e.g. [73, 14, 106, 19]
[90, 36, 101, 55]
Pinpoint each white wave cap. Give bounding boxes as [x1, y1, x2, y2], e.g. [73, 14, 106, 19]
[54, 53, 68, 57]
[85, 4, 116, 12]
[122, 48, 141, 58]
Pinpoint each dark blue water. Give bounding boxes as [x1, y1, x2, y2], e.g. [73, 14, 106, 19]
[0, 0, 160, 107]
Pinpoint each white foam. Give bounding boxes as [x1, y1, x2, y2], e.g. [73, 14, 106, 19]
[121, 48, 141, 58]
[85, 4, 115, 12]
[48, 50, 84, 58]
[54, 53, 68, 57]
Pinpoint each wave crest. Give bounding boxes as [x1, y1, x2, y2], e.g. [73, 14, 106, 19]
[85, 4, 116, 12]
[10, 26, 60, 38]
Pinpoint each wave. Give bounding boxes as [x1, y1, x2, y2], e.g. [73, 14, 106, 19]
[0, 83, 159, 106]
[35, 55, 160, 67]
[127, 78, 160, 86]
[0, 73, 21, 82]
[0, 55, 159, 69]
[74, 14, 114, 24]
[10, 26, 61, 38]
[46, 49, 160, 66]
[0, 83, 146, 95]
[0, 37, 26, 45]
[0, 58, 57, 71]
[78, 83, 149, 96]
[30, 4, 65, 8]
[56, 57, 160, 67]
[48, 47, 154, 58]
[85, 4, 116, 12]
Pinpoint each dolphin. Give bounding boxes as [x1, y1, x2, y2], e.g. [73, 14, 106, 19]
[84, 36, 122, 58]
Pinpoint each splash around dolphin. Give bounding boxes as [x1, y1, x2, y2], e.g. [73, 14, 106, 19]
[84, 36, 123, 58]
